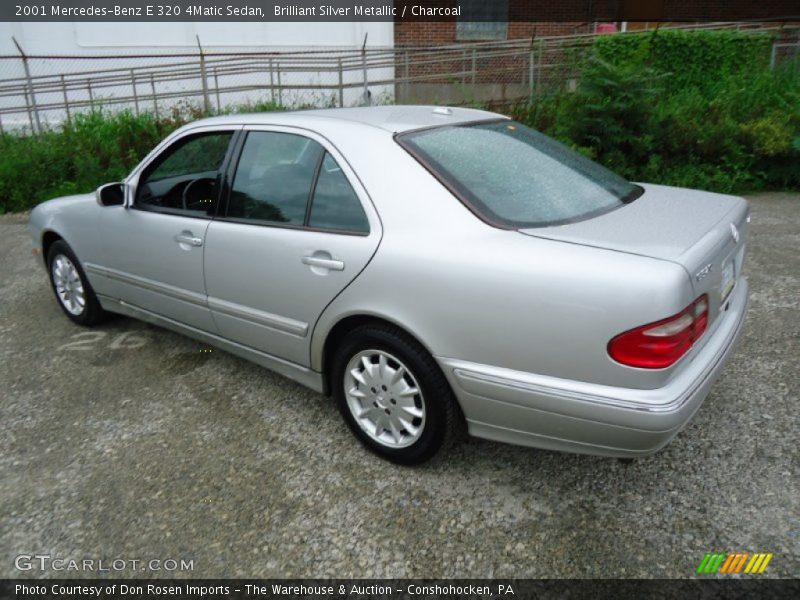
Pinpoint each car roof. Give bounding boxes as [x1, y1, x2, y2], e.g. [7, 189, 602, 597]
[187, 105, 505, 135]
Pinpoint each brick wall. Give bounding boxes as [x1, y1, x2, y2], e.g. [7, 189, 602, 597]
[395, 21, 594, 48]
[394, 19, 594, 94]
[392, 1, 797, 105]
[394, 0, 799, 46]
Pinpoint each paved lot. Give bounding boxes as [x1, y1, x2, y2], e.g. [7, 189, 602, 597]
[1, 193, 798, 579]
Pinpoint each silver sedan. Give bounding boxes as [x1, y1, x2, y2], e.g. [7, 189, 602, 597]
[29, 106, 749, 464]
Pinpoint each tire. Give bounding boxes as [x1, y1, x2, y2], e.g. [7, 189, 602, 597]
[47, 240, 108, 326]
[332, 323, 463, 465]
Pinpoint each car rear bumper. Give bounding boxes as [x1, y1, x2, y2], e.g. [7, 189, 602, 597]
[437, 278, 749, 457]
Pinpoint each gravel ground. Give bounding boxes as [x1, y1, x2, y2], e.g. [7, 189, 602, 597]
[0, 193, 797, 579]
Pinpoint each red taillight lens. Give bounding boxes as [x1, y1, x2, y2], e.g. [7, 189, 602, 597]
[608, 295, 709, 369]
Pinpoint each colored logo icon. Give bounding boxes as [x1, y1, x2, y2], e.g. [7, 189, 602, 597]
[697, 552, 773, 574]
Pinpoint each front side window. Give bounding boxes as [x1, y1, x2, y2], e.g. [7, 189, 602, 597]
[136, 132, 232, 216]
[398, 120, 641, 228]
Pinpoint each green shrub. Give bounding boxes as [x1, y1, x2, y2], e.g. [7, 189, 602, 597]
[511, 29, 800, 194]
[1, 33, 798, 214]
[0, 110, 183, 213]
[0, 99, 296, 213]
[0, 130, 73, 213]
[558, 57, 664, 177]
[593, 29, 773, 93]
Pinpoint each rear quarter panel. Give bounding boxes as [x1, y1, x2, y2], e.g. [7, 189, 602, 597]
[310, 132, 697, 391]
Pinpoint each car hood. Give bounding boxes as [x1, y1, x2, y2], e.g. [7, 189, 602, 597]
[41, 192, 96, 208]
[30, 193, 96, 220]
[518, 183, 746, 263]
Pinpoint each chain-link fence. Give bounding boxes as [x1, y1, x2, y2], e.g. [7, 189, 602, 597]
[0, 42, 397, 133]
[1, 22, 798, 135]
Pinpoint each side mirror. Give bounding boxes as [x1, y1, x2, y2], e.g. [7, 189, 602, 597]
[96, 182, 125, 207]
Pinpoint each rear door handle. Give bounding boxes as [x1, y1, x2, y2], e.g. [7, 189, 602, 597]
[174, 232, 203, 247]
[302, 256, 345, 271]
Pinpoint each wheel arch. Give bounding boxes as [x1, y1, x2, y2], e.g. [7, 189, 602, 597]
[41, 230, 65, 266]
[317, 313, 442, 397]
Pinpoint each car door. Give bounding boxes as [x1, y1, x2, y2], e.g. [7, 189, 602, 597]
[93, 127, 238, 332]
[203, 127, 382, 366]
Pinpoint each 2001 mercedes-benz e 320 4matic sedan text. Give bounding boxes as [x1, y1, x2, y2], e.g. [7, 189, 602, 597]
[30, 106, 749, 464]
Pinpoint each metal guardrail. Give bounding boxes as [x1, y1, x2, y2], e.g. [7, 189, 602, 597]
[0, 21, 797, 134]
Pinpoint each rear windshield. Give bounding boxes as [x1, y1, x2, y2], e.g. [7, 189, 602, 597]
[398, 120, 642, 228]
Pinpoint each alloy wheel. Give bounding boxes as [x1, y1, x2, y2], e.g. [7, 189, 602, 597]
[51, 254, 85, 316]
[343, 349, 426, 449]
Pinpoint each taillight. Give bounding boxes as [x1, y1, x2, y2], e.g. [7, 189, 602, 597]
[608, 295, 709, 369]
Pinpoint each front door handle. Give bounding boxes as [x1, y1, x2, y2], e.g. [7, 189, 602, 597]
[174, 232, 203, 247]
[302, 255, 345, 271]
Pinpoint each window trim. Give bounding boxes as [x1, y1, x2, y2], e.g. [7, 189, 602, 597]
[395, 119, 643, 230]
[302, 149, 327, 227]
[210, 215, 372, 238]
[131, 128, 240, 220]
[218, 127, 374, 237]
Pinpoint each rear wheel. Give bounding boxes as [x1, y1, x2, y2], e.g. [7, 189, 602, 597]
[47, 240, 108, 326]
[332, 323, 462, 465]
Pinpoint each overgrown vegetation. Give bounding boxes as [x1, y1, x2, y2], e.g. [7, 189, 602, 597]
[0, 110, 180, 213]
[510, 29, 800, 193]
[0, 30, 797, 213]
[0, 102, 285, 213]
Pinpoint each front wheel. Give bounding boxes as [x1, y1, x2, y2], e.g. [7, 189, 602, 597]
[47, 240, 108, 326]
[332, 324, 462, 465]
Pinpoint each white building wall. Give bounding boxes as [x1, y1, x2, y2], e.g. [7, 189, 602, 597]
[0, 21, 393, 53]
[0, 22, 395, 130]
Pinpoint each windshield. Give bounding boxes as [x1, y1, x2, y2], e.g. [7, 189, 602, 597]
[398, 120, 641, 228]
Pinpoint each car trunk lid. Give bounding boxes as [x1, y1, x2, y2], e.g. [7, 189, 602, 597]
[519, 183, 749, 322]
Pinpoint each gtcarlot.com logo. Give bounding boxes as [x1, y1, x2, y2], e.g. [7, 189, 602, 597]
[14, 554, 194, 572]
[696, 552, 773, 575]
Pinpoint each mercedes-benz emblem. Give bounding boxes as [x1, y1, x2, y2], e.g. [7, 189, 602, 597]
[730, 223, 740, 243]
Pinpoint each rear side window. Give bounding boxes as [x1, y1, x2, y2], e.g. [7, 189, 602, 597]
[226, 131, 369, 234]
[228, 131, 323, 225]
[308, 153, 369, 233]
[398, 120, 641, 228]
